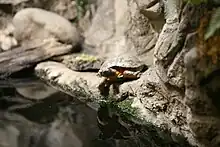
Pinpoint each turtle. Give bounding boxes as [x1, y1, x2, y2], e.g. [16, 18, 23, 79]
[97, 54, 148, 97]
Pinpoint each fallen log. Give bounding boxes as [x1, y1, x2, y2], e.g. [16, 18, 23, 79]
[0, 39, 73, 78]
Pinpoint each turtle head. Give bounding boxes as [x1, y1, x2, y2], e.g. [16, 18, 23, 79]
[97, 68, 117, 77]
[115, 71, 124, 79]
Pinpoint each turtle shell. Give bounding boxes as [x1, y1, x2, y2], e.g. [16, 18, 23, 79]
[99, 54, 147, 72]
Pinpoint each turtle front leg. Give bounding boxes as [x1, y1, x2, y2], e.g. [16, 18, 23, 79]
[112, 83, 120, 95]
[98, 77, 111, 96]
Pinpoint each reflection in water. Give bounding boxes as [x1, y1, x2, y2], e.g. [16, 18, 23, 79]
[0, 77, 115, 147]
[16, 82, 57, 100]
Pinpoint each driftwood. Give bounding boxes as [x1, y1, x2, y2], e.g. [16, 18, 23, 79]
[0, 39, 73, 78]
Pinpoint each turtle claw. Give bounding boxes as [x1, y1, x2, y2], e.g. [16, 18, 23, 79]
[96, 72, 101, 77]
[135, 71, 142, 78]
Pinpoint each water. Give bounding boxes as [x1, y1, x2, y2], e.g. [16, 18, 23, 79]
[0, 74, 120, 147]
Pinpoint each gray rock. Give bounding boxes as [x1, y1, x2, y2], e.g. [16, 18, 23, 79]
[12, 8, 81, 47]
[35, 61, 101, 110]
[167, 32, 197, 88]
[62, 54, 104, 71]
[84, 0, 115, 47]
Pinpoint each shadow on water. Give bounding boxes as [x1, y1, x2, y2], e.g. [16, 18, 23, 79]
[0, 69, 196, 147]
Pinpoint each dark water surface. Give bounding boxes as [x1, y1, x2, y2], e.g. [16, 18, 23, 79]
[0, 73, 120, 147]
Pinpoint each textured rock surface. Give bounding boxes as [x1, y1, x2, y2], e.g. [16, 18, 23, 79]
[84, 0, 157, 65]
[151, 2, 220, 147]
[35, 61, 101, 110]
[184, 45, 220, 147]
[119, 67, 200, 146]
[61, 54, 104, 71]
